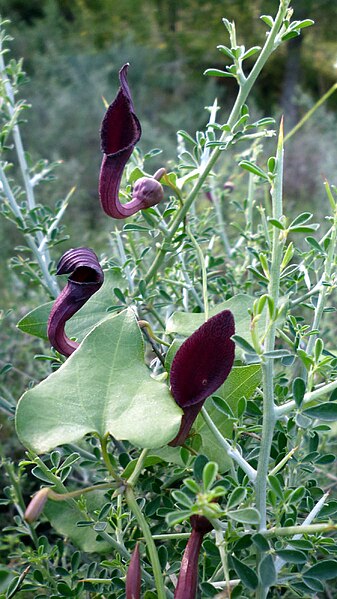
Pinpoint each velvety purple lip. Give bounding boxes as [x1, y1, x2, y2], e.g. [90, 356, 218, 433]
[169, 309, 235, 446]
[99, 64, 164, 218]
[47, 247, 104, 357]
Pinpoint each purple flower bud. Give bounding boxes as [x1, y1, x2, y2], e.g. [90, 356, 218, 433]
[99, 64, 165, 218]
[169, 310, 235, 446]
[132, 176, 164, 208]
[174, 515, 213, 599]
[47, 248, 104, 357]
[25, 487, 50, 523]
[126, 543, 141, 599]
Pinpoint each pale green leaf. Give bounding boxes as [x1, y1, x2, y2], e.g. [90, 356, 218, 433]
[204, 68, 235, 78]
[228, 507, 260, 524]
[165, 294, 260, 345]
[16, 310, 182, 453]
[44, 490, 113, 553]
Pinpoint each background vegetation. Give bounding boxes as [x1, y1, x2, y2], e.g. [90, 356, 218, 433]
[2, 0, 337, 410]
[1, 2, 337, 597]
[1, 0, 337, 293]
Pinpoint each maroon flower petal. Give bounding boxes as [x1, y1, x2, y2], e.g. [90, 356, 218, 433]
[126, 543, 141, 599]
[174, 515, 213, 599]
[169, 310, 235, 446]
[47, 248, 104, 357]
[174, 529, 202, 599]
[171, 310, 235, 408]
[169, 404, 201, 448]
[99, 64, 164, 218]
[174, 516, 213, 599]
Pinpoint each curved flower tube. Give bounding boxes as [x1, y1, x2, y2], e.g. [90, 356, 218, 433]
[169, 310, 235, 446]
[126, 542, 141, 599]
[99, 63, 165, 218]
[174, 515, 213, 599]
[47, 248, 104, 357]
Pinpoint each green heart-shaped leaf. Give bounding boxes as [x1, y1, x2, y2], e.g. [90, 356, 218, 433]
[16, 309, 182, 453]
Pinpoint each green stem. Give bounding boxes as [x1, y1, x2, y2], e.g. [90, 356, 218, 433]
[0, 47, 59, 298]
[38, 192, 71, 253]
[146, 306, 166, 330]
[246, 144, 259, 236]
[48, 482, 114, 501]
[2, 456, 61, 591]
[255, 121, 284, 599]
[150, 533, 191, 540]
[290, 276, 324, 307]
[266, 522, 335, 538]
[274, 491, 329, 573]
[213, 526, 229, 595]
[2, 460, 39, 547]
[275, 377, 337, 418]
[127, 448, 150, 487]
[186, 224, 209, 320]
[145, 1, 290, 284]
[0, 163, 58, 297]
[268, 446, 298, 476]
[213, 194, 232, 257]
[95, 529, 132, 561]
[178, 251, 204, 310]
[31, 454, 101, 520]
[125, 485, 166, 599]
[0, 50, 36, 214]
[306, 187, 337, 359]
[255, 361, 276, 527]
[114, 226, 135, 293]
[201, 407, 257, 482]
[31, 455, 152, 592]
[100, 434, 121, 481]
[138, 321, 170, 347]
[284, 83, 337, 142]
[256, 120, 284, 530]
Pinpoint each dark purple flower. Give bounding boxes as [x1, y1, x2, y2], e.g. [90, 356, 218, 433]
[174, 515, 213, 599]
[47, 248, 104, 357]
[99, 64, 165, 218]
[169, 310, 235, 446]
[126, 543, 141, 599]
